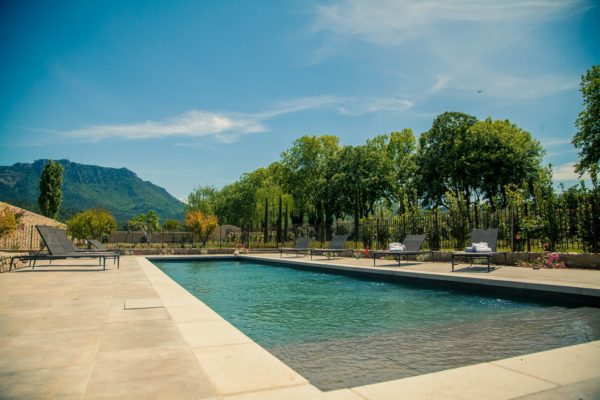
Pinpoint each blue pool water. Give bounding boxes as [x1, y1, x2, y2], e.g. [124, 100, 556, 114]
[154, 259, 600, 390]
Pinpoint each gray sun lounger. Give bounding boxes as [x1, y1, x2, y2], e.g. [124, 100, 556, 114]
[279, 237, 310, 257]
[87, 238, 121, 264]
[372, 235, 429, 266]
[310, 234, 350, 260]
[9, 226, 119, 271]
[451, 229, 499, 272]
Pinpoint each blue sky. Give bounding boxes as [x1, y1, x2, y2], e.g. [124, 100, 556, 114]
[1, 0, 598, 200]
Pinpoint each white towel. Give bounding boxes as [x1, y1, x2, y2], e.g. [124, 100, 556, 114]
[465, 242, 492, 252]
[389, 242, 406, 252]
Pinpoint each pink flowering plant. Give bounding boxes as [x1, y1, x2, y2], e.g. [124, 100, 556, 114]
[518, 252, 566, 269]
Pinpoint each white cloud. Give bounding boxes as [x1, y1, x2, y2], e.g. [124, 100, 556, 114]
[62, 111, 265, 143]
[310, 0, 590, 100]
[312, 0, 591, 47]
[542, 139, 573, 147]
[61, 95, 413, 143]
[429, 75, 450, 93]
[553, 162, 579, 180]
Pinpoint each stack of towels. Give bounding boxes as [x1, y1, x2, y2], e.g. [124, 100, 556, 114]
[389, 243, 406, 252]
[465, 242, 492, 253]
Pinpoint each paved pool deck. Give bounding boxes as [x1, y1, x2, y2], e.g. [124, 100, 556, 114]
[0, 254, 599, 399]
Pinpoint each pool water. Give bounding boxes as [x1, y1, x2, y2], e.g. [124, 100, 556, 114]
[154, 259, 600, 390]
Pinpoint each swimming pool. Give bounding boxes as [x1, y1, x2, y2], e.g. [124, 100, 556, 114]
[153, 259, 600, 390]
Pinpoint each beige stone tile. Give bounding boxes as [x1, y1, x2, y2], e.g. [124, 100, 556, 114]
[193, 342, 307, 395]
[492, 342, 600, 386]
[99, 319, 188, 352]
[160, 295, 204, 307]
[223, 384, 322, 400]
[83, 373, 220, 400]
[106, 306, 170, 322]
[352, 363, 556, 400]
[0, 330, 100, 372]
[90, 346, 213, 385]
[177, 320, 252, 348]
[0, 365, 91, 400]
[319, 389, 367, 399]
[167, 304, 223, 323]
[512, 377, 600, 400]
[19, 312, 106, 334]
[124, 297, 163, 309]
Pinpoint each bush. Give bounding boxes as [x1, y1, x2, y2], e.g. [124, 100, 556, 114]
[67, 209, 117, 240]
[0, 206, 23, 240]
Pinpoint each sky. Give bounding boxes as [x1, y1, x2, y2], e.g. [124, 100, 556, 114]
[0, 0, 598, 200]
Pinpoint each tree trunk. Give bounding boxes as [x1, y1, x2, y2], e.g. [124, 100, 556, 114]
[263, 198, 269, 244]
[276, 196, 282, 245]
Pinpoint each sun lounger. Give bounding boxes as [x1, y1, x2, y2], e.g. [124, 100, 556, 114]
[87, 238, 120, 264]
[451, 229, 498, 272]
[279, 237, 310, 257]
[9, 226, 119, 271]
[372, 235, 429, 266]
[310, 235, 350, 260]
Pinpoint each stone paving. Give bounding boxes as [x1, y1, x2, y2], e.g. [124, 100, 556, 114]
[0, 254, 599, 399]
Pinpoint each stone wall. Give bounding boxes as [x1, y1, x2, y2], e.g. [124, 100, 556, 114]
[0, 202, 66, 251]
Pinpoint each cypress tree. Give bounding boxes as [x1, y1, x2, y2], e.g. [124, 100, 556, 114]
[38, 160, 64, 219]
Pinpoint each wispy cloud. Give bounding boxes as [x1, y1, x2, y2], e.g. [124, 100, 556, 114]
[553, 162, 579, 180]
[310, 0, 591, 100]
[542, 139, 573, 147]
[61, 95, 413, 143]
[312, 0, 591, 47]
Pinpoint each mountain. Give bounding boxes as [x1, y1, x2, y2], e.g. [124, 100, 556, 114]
[0, 159, 184, 224]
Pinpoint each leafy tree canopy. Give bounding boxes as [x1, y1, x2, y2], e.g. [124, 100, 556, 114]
[67, 208, 116, 240]
[128, 210, 160, 232]
[573, 65, 600, 185]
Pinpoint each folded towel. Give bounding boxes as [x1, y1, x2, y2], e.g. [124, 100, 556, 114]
[389, 242, 406, 252]
[464, 243, 492, 253]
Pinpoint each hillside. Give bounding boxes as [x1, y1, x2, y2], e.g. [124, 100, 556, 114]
[0, 160, 184, 223]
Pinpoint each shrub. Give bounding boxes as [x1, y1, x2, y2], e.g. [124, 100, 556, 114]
[185, 210, 218, 246]
[67, 209, 117, 240]
[0, 206, 24, 239]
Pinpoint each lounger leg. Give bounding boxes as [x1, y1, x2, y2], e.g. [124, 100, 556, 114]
[487, 257, 490, 272]
[9, 257, 15, 271]
[32, 259, 37, 269]
[451, 256, 455, 272]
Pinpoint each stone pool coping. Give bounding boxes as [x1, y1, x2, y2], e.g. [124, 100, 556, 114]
[1, 255, 599, 399]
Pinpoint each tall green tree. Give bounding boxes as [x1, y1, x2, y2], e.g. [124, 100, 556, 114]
[572, 65, 600, 186]
[186, 185, 217, 214]
[38, 160, 64, 219]
[416, 112, 478, 208]
[463, 118, 544, 207]
[279, 135, 339, 226]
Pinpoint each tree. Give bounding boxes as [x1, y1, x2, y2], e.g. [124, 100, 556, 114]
[573, 65, 600, 185]
[463, 118, 544, 207]
[67, 209, 117, 241]
[185, 210, 218, 246]
[187, 185, 217, 214]
[416, 112, 478, 207]
[162, 219, 180, 231]
[128, 210, 160, 232]
[279, 135, 340, 226]
[38, 160, 64, 218]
